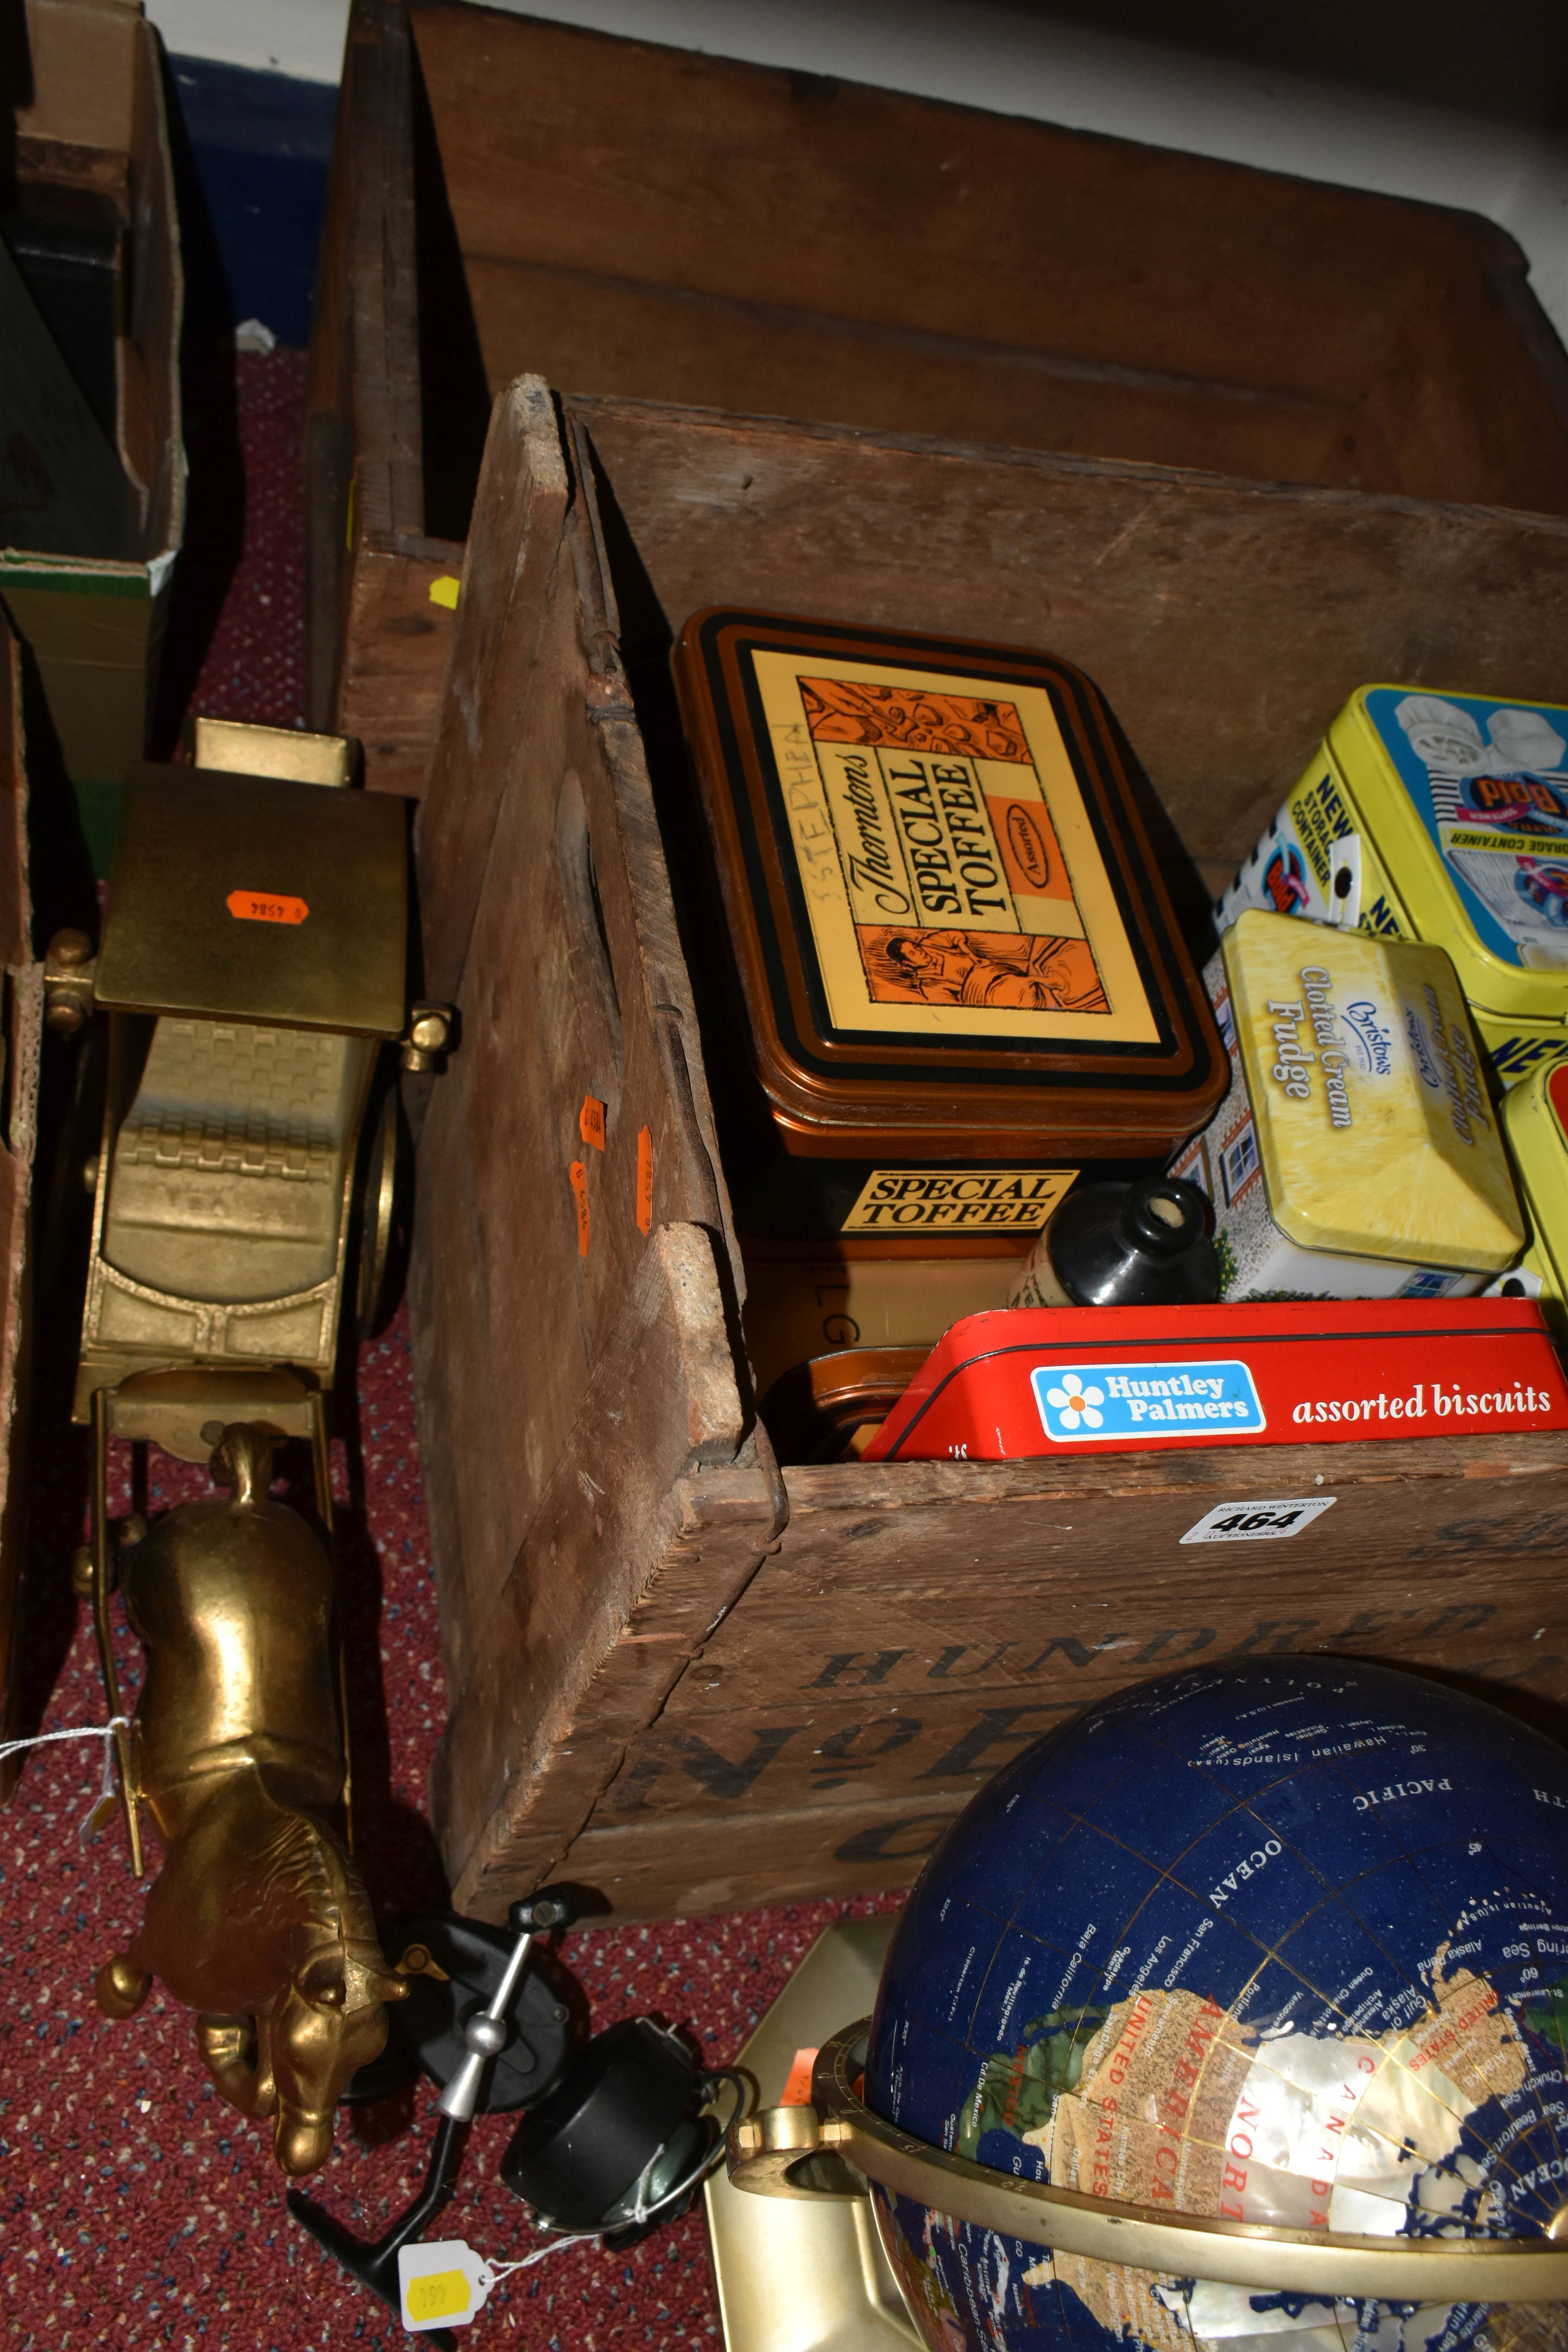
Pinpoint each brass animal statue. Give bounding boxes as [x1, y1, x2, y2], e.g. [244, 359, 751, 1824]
[94, 1425, 404, 2175]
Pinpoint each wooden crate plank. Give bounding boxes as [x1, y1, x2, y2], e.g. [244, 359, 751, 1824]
[575, 396, 1568, 871]
[303, 14, 352, 731]
[346, 0, 423, 547]
[405, 1050, 514, 1702]
[410, 4, 1568, 512]
[434, 433, 742, 1481]
[443, 1426, 1568, 1918]
[589, 1581, 1568, 1822]
[559, 1791, 971, 1919]
[556, 1438, 1568, 1855]
[312, 1, 468, 788]
[439, 548, 599, 1557]
[436, 1221, 769, 1909]
[414, 401, 752, 1737]
[459, 260, 1388, 497]
[335, 539, 459, 792]
[417, 374, 570, 1002]
[440, 533, 702, 1541]
[0, 624, 36, 1807]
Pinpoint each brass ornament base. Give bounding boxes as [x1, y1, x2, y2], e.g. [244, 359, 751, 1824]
[89, 1419, 403, 2176]
[703, 1918, 918, 2352]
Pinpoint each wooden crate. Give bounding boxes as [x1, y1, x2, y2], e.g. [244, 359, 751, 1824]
[408, 380, 1568, 1922]
[307, 0, 1568, 798]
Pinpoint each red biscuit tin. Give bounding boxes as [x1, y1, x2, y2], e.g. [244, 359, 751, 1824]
[863, 1298, 1568, 1461]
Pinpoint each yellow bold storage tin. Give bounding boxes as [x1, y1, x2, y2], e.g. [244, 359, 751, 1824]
[1218, 687, 1568, 1089]
[1171, 911, 1526, 1301]
[1495, 1056, 1568, 1328]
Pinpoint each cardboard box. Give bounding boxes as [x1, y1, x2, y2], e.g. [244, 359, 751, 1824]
[3, 0, 184, 873]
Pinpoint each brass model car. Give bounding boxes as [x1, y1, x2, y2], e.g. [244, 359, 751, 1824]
[51, 719, 443, 1430]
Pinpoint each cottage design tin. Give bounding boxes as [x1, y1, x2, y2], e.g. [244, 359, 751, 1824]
[1219, 686, 1568, 1089]
[1171, 912, 1525, 1301]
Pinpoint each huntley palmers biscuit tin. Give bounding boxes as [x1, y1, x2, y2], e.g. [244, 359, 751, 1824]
[671, 612, 1227, 1250]
[863, 1299, 1568, 1462]
[1218, 686, 1568, 1090]
[1169, 911, 1525, 1301]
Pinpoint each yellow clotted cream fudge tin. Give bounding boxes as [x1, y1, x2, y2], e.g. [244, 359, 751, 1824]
[1169, 911, 1525, 1301]
[1218, 685, 1568, 1089]
[1491, 1055, 1568, 1327]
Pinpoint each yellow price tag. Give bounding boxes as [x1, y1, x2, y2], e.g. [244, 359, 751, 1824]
[398, 2240, 492, 2330]
[406, 2268, 472, 2323]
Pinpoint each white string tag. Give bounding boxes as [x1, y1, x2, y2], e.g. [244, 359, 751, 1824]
[0, 1717, 131, 1846]
[397, 2239, 494, 2331]
[81, 1718, 128, 1845]
[397, 2231, 597, 2330]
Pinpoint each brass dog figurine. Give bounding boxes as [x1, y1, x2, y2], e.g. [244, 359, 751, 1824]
[94, 1425, 404, 2175]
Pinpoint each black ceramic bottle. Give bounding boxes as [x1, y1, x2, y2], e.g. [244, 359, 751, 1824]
[1009, 1174, 1220, 1308]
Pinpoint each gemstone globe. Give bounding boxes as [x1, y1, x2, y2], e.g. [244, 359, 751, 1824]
[866, 1661, 1568, 2352]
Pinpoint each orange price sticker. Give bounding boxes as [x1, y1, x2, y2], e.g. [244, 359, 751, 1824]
[579, 1095, 606, 1151]
[227, 889, 309, 927]
[568, 1159, 591, 1257]
[780, 2047, 818, 2107]
[636, 1125, 654, 1236]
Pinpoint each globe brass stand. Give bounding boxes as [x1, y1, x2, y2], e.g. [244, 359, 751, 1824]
[704, 1918, 917, 2352]
[729, 2022, 1568, 2301]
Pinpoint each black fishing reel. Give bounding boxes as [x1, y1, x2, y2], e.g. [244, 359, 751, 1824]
[344, 1911, 575, 2112]
[501, 2014, 742, 2250]
[292, 1887, 744, 2340]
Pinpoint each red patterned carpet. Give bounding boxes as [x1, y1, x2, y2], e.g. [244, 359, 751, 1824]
[1, 350, 891, 2349]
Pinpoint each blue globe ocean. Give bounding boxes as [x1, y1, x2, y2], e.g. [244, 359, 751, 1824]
[866, 1662, 1568, 2352]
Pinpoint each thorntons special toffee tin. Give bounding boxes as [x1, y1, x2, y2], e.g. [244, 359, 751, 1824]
[672, 612, 1227, 1246]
